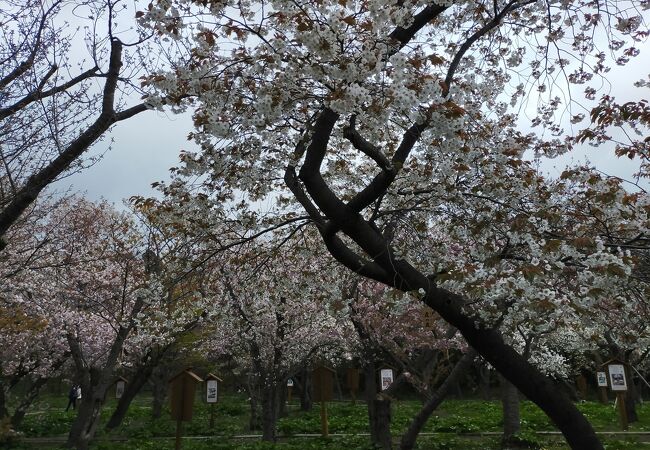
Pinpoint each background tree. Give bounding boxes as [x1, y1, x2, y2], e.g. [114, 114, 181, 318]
[198, 231, 354, 441]
[0, 0, 154, 248]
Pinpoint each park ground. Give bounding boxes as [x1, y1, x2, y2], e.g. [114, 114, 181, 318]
[5, 393, 650, 449]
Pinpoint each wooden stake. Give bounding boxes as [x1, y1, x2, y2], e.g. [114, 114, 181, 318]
[287, 386, 292, 404]
[599, 386, 608, 404]
[209, 403, 215, 429]
[175, 419, 183, 450]
[320, 401, 328, 437]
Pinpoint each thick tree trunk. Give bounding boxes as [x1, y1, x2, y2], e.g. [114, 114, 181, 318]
[625, 383, 639, 423]
[365, 362, 392, 450]
[278, 382, 288, 418]
[478, 364, 491, 400]
[150, 365, 169, 420]
[500, 375, 521, 448]
[261, 384, 280, 442]
[66, 380, 107, 450]
[247, 378, 261, 431]
[422, 289, 602, 449]
[105, 364, 154, 431]
[400, 350, 476, 450]
[249, 396, 260, 431]
[298, 369, 312, 412]
[372, 397, 392, 450]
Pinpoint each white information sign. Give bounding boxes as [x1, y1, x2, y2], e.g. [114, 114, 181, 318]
[115, 380, 125, 399]
[608, 364, 627, 391]
[287, 379, 294, 387]
[380, 368, 394, 391]
[206, 379, 218, 403]
[596, 372, 608, 387]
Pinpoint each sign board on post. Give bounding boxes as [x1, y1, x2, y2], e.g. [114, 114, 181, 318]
[603, 360, 629, 430]
[169, 369, 203, 450]
[596, 371, 608, 404]
[205, 373, 222, 403]
[608, 364, 627, 391]
[312, 366, 336, 437]
[312, 366, 335, 402]
[379, 368, 394, 391]
[422, 308, 436, 328]
[115, 376, 127, 399]
[169, 369, 203, 421]
[204, 373, 222, 429]
[206, 379, 218, 403]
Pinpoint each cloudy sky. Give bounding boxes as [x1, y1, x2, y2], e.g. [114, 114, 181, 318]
[54, 20, 649, 207]
[53, 108, 197, 205]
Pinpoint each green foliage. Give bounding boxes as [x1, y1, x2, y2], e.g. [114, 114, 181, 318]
[10, 394, 650, 449]
[19, 409, 73, 437]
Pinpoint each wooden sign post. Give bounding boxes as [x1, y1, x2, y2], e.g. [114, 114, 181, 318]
[346, 368, 359, 405]
[604, 361, 628, 430]
[312, 366, 335, 437]
[205, 373, 222, 429]
[115, 376, 127, 399]
[287, 378, 294, 404]
[576, 374, 588, 401]
[596, 371, 608, 404]
[169, 369, 203, 450]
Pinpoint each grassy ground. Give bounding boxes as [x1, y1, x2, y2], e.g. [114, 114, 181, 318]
[6, 394, 650, 449]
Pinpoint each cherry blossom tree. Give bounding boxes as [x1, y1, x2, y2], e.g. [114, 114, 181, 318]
[51, 198, 219, 450]
[0, 195, 201, 449]
[343, 278, 469, 449]
[197, 231, 354, 441]
[139, 1, 650, 448]
[0, 196, 74, 431]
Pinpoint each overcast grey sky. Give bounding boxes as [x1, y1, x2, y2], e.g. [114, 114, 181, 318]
[55, 24, 649, 207]
[53, 109, 198, 205]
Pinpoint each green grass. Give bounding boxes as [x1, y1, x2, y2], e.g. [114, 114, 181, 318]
[8, 394, 650, 449]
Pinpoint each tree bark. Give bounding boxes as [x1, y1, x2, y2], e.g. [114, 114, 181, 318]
[478, 364, 491, 400]
[247, 377, 261, 431]
[278, 381, 288, 418]
[400, 350, 476, 450]
[365, 362, 392, 450]
[0, 384, 9, 422]
[372, 397, 392, 450]
[261, 384, 281, 442]
[500, 374, 521, 448]
[625, 381, 639, 423]
[66, 370, 108, 450]
[150, 364, 169, 420]
[298, 368, 312, 412]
